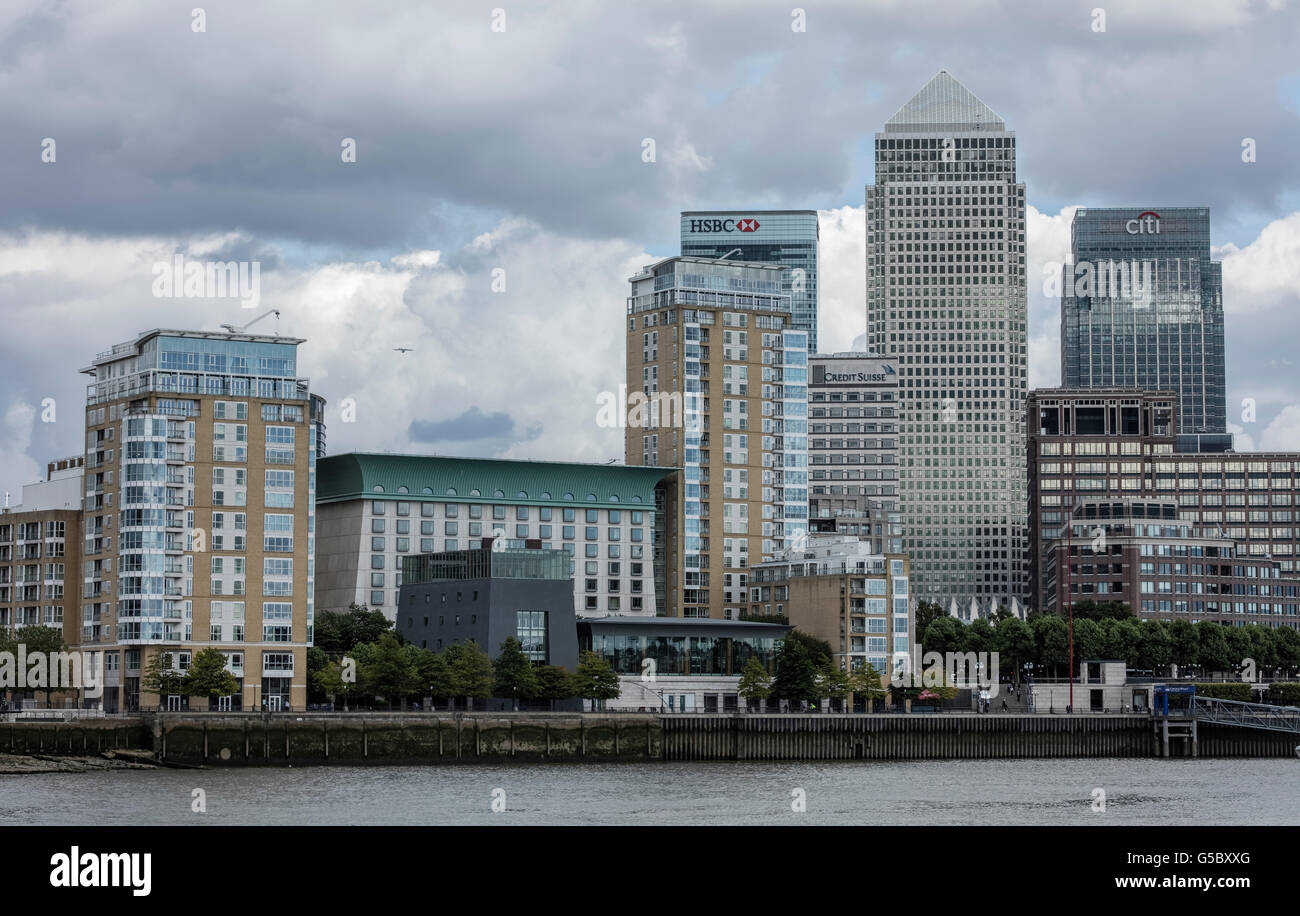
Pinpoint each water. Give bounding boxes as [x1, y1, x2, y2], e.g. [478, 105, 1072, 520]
[2, 758, 1297, 825]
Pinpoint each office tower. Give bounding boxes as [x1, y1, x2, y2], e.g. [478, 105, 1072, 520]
[681, 211, 821, 350]
[865, 70, 1029, 611]
[79, 329, 321, 711]
[1062, 207, 1227, 437]
[625, 256, 808, 619]
[1027, 387, 1300, 628]
[807, 353, 903, 553]
[314, 453, 671, 620]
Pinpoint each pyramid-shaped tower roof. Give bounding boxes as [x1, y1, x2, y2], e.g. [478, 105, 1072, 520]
[885, 70, 1005, 132]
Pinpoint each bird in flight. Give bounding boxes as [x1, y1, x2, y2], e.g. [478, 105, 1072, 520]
[393, 347, 413, 354]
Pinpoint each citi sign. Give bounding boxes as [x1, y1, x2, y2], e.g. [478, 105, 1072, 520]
[687, 218, 760, 233]
[1125, 211, 1161, 235]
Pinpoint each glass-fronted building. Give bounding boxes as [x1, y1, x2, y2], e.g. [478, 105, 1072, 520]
[680, 211, 821, 350]
[1061, 207, 1226, 435]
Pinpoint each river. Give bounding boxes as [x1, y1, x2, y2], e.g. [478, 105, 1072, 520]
[2, 758, 1297, 825]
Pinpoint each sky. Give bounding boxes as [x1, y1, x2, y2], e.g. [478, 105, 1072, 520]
[2, 0, 1299, 500]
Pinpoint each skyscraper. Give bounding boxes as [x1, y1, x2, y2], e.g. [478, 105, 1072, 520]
[865, 70, 1029, 612]
[1061, 206, 1227, 437]
[626, 256, 808, 618]
[681, 211, 821, 351]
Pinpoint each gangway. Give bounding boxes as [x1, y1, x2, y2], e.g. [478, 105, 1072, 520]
[1189, 695, 1300, 735]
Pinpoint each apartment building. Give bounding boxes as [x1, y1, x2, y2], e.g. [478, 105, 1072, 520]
[625, 255, 809, 618]
[78, 329, 323, 712]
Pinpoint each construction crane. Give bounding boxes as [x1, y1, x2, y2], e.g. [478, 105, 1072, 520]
[220, 309, 280, 335]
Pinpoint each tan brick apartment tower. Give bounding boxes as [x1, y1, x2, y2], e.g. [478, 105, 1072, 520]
[625, 256, 809, 618]
[78, 329, 324, 711]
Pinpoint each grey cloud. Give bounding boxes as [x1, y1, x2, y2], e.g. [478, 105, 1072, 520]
[409, 406, 541, 444]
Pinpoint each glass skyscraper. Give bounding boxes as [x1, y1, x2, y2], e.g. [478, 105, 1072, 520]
[865, 70, 1029, 613]
[680, 210, 821, 351]
[1061, 207, 1226, 435]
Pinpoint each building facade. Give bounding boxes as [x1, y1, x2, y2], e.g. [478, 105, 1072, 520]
[625, 256, 808, 619]
[1061, 207, 1226, 435]
[315, 453, 672, 620]
[78, 329, 321, 712]
[681, 210, 821, 350]
[1027, 388, 1300, 626]
[577, 615, 788, 712]
[808, 352, 902, 551]
[749, 534, 911, 676]
[865, 69, 1029, 611]
[397, 541, 580, 681]
[1042, 499, 1300, 630]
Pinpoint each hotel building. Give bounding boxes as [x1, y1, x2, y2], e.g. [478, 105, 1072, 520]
[78, 329, 323, 711]
[865, 69, 1029, 611]
[624, 256, 809, 618]
[315, 453, 673, 620]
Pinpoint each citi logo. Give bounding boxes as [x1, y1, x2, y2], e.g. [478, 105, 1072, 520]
[1125, 211, 1160, 235]
[687, 218, 760, 233]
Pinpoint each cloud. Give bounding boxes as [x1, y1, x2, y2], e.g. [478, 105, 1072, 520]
[816, 205, 866, 353]
[0, 399, 41, 502]
[1259, 405, 1300, 451]
[409, 406, 540, 445]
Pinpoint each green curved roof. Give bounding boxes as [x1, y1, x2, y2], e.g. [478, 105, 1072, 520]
[318, 452, 676, 510]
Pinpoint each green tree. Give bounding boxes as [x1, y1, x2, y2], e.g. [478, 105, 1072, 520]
[994, 617, 1034, 681]
[782, 630, 833, 668]
[359, 632, 421, 708]
[412, 647, 454, 703]
[141, 650, 185, 705]
[1246, 625, 1279, 677]
[306, 646, 330, 703]
[445, 641, 494, 710]
[1167, 620, 1199, 673]
[492, 637, 539, 710]
[816, 663, 851, 710]
[964, 618, 996, 656]
[184, 648, 240, 704]
[736, 657, 772, 711]
[771, 634, 820, 705]
[314, 604, 393, 655]
[1071, 618, 1105, 664]
[914, 600, 946, 640]
[1274, 627, 1300, 678]
[574, 650, 621, 710]
[314, 657, 359, 711]
[17, 625, 66, 707]
[849, 662, 887, 710]
[1138, 619, 1173, 672]
[1197, 622, 1234, 675]
[921, 615, 964, 655]
[535, 665, 577, 711]
[1031, 614, 1069, 677]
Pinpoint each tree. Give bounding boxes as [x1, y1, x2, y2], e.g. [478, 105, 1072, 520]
[1071, 618, 1105, 665]
[535, 665, 577, 711]
[314, 658, 359, 711]
[1274, 627, 1300, 678]
[314, 604, 393, 656]
[922, 615, 964, 656]
[782, 630, 833, 669]
[1031, 614, 1069, 677]
[493, 637, 539, 710]
[1246, 625, 1278, 677]
[306, 646, 330, 703]
[17, 625, 66, 707]
[184, 648, 240, 703]
[771, 634, 819, 705]
[141, 650, 185, 705]
[914, 600, 946, 639]
[445, 641, 494, 710]
[574, 650, 621, 710]
[1167, 620, 1199, 673]
[849, 662, 887, 710]
[358, 632, 421, 708]
[994, 616, 1034, 679]
[964, 618, 996, 656]
[1138, 619, 1172, 672]
[736, 657, 772, 711]
[815, 663, 851, 710]
[412, 647, 455, 703]
[1197, 622, 1234, 675]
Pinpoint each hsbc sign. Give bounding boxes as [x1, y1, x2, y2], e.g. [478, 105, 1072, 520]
[687, 218, 761, 233]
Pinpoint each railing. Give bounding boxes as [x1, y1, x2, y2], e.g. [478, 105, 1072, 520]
[1189, 696, 1300, 734]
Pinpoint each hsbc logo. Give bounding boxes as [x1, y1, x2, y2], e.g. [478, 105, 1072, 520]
[1125, 211, 1160, 235]
[687, 218, 761, 233]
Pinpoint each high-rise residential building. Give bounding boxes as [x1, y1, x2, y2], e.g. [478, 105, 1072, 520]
[1061, 207, 1227, 436]
[625, 256, 808, 619]
[314, 453, 672, 620]
[79, 329, 322, 712]
[808, 352, 902, 552]
[1027, 387, 1300, 626]
[864, 70, 1029, 611]
[681, 211, 821, 350]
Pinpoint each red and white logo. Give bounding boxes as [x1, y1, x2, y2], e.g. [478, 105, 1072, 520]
[736, 218, 760, 232]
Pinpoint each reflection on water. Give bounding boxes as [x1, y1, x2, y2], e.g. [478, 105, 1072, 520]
[1, 758, 1295, 826]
